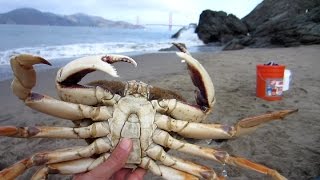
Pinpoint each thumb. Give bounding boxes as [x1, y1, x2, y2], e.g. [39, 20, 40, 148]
[76, 138, 133, 179]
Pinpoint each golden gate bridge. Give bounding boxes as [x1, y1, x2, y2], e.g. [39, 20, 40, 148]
[136, 12, 185, 31]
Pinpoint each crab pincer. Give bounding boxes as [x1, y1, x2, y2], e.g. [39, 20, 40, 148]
[151, 43, 215, 123]
[10, 54, 51, 100]
[56, 54, 137, 85]
[174, 43, 215, 110]
[56, 55, 137, 105]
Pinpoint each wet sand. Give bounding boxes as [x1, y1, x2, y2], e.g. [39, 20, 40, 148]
[0, 45, 319, 179]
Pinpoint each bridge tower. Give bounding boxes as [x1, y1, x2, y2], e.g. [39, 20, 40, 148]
[169, 12, 172, 31]
[136, 16, 140, 26]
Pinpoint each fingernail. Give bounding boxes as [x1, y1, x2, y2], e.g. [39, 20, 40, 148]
[120, 138, 132, 150]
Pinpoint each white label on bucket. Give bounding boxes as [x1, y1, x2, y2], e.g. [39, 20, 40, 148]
[283, 69, 291, 91]
[266, 78, 283, 96]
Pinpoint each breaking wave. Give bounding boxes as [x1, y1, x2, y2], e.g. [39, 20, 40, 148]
[0, 42, 162, 65]
[0, 41, 203, 66]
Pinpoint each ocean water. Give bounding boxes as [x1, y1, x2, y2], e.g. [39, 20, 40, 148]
[0, 24, 209, 81]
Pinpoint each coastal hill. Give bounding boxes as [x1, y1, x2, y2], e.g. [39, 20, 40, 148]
[0, 8, 143, 29]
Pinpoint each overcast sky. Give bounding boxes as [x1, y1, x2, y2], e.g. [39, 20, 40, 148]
[0, 0, 263, 25]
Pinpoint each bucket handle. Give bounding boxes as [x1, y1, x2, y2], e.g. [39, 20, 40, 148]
[257, 71, 283, 82]
[264, 61, 279, 66]
[257, 71, 268, 82]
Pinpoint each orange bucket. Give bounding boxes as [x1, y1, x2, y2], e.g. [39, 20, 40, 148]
[256, 64, 285, 101]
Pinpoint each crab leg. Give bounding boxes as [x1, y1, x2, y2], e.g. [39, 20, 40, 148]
[155, 109, 297, 139]
[10, 54, 113, 121]
[0, 138, 111, 180]
[33, 150, 202, 179]
[25, 94, 112, 121]
[151, 44, 216, 123]
[56, 55, 137, 106]
[152, 99, 206, 123]
[0, 121, 110, 138]
[146, 144, 221, 179]
[153, 129, 286, 180]
[140, 157, 198, 180]
[31, 153, 111, 179]
[151, 43, 216, 123]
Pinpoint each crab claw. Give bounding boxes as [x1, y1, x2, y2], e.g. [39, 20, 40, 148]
[56, 55, 137, 85]
[173, 43, 215, 110]
[10, 54, 51, 100]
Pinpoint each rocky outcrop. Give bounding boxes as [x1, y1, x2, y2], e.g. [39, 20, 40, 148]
[243, 0, 320, 47]
[242, 0, 320, 32]
[268, 7, 320, 46]
[196, 0, 320, 49]
[195, 10, 248, 44]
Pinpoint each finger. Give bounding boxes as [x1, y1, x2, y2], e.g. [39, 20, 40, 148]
[73, 173, 84, 179]
[111, 168, 132, 180]
[91, 138, 132, 178]
[127, 168, 147, 180]
[76, 138, 133, 179]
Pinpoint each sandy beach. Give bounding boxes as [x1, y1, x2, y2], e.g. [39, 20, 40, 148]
[0, 45, 319, 179]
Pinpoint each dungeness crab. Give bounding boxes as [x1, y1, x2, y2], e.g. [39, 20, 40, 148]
[0, 43, 297, 180]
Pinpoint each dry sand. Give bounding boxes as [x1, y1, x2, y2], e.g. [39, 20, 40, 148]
[0, 45, 319, 179]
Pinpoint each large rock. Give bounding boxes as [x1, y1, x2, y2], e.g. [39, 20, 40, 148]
[242, 0, 320, 47]
[269, 7, 320, 46]
[195, 10, 248, 44]
[196, 0, 320, 49]
[242, 0, 320, 32]
[222, 39, 244, 51]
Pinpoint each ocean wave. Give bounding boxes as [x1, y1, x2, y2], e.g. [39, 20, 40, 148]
[0, 41, 203, 66]
[0, 42, 157, 65]
[174, 27, 204, 44]
[0, 26, 203, 66]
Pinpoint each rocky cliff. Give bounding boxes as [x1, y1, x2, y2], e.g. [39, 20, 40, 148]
[195, 0, 320, 49]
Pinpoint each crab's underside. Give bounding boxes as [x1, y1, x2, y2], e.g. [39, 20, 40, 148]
[0, 43, 297, 180]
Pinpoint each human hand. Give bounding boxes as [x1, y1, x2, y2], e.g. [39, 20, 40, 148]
[74, 138, 146, 180]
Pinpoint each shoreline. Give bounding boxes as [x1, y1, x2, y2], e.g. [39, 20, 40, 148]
[0, 45, 319, 179]
[0, 43, 221, 82]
